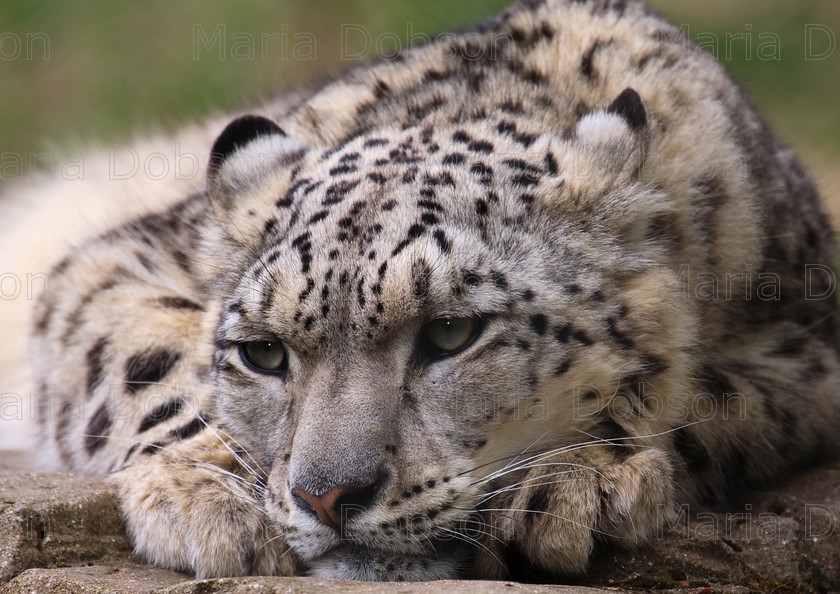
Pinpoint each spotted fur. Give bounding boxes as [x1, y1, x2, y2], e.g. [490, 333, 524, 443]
[16, 0, 840, 582]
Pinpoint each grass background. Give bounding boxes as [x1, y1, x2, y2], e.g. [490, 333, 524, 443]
[1, 0, 837, 217]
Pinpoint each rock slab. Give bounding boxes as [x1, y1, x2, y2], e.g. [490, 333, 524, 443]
[1, 454, 838, 593]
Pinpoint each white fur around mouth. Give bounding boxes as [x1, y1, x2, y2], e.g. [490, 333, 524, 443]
[304, 544, 466, 581]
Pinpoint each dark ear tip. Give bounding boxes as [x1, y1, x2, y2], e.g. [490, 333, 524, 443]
[208, 115, 286, 175]
[607, 87, 647, 131]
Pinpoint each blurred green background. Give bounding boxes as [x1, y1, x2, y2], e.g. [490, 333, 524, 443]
[0, 0, 837, 216]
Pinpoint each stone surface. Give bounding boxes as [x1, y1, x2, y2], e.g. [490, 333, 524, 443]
[582, 460, 840, 592]
[1, 456, 838, 593]
[2, 565, 610, 594]
[0, 471, 132, 584]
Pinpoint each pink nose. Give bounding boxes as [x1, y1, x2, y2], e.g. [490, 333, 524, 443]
[290, 477, 384, 530]
[290, 486, 348, 529]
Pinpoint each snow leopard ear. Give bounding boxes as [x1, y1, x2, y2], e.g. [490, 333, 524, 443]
[606, 87, 647, 131]
[555, 89, 667, 244]
[206, 115, 307, 213]
[569, 87, 649, 186]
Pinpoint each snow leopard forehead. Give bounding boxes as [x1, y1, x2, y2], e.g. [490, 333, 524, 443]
[208, 88, 654, 350]
[228, 121, 560, 345]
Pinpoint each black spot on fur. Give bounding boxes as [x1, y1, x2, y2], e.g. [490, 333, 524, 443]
[367, 172, 388, 184]
[509, 60, 547, 85]
[84, 403, 112, 455]
[156, 296, 204, 311]
[491, 271, 508, 290]
[554, 323, 571, 343]
[172, 250, 192, 272]
[407, 224, 426, 239]
[418, 199, 443, 212]
[169, 416, 205, 440]
[123, 444, 139, 463]
[357, 279, 366, 308]
[529, 314, 548, 335]
[373, 79, 390, 98]
[34, 301, 54, 334]
[413, 261, 431, 299]
[424, 69, 455, 82]
[512, 173, 538, 188]
[141, 441, 168, 456]
[299, 278, 315, 302]
[470, 163, 493, 186]
[640, 353, 669, 376]
[262, 218, 278, 240]
[322, 180, 360, 206]
[329, 163, 357, 176]
[503, 159, 541, 173]
[138, 399, 184, 433]
[468, 140, 493, 154]
[86, 337, 109, 396]
[291, 232, 310, 248]
[580, 39, 612, 80]
[499, 99, 525, 114]
[408, 97, 446, 121]
[496, 121, 539, 147]
[572, 329, 593, 346]
[497, 120, 516, 135]
[433, 229, 451, 253]
[125, 349, 181, 392]
[606, 317, 634, 349]
[136, 252, 155, 273]
[555, 359, 572, 375]
[525, 486, 551, 523]
[543, 152, 558, 175]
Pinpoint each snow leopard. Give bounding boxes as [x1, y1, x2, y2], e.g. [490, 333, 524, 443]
[4, 0, 839, 583]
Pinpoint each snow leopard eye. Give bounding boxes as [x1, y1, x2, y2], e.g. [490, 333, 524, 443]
[239, 341, 288, 375]
[423, 317, 482, 356]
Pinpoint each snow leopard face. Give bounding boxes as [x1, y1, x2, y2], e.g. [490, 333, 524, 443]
[207, 91, 672, 577]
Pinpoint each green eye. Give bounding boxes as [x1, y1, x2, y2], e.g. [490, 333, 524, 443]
[424, 317, 480, 354]
[239, 341, 287, 374]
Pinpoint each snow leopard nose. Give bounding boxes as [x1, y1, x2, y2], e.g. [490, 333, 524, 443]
[290, 476, 384, 530]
